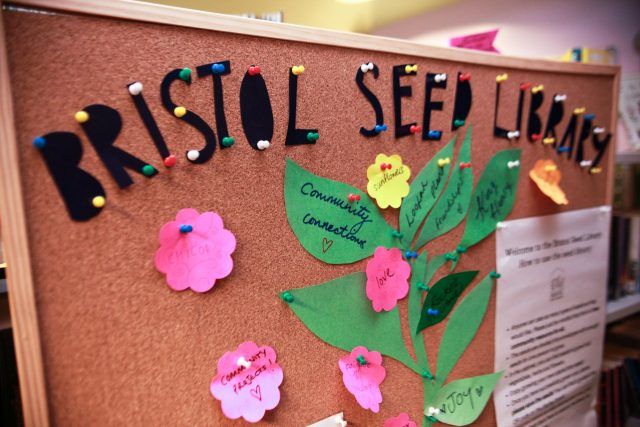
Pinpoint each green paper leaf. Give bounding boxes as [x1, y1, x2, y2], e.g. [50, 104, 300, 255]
[427, 372, 503, 426]
[436, 273, 494, 383]
[414, 127, 473, 249]
[282, 272, 420, 373]
[400, 136, 456, 243]
[285, 159, 396, 264]
[459, 149, 521, 248]
[417, 270, 479, 333]
[408, 252, 429, 369]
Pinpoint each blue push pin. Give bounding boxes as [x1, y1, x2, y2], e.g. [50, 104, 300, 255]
[584, 114, 595, 121]
[211, 63, 226, 74]
[374, 124, 388, 133]
[427, 130, 442, 139]
[179, 224, 193, 233]
[557, 146, 570, 153]
[427, 308, 439, 316]
[33, 136, 46, 149]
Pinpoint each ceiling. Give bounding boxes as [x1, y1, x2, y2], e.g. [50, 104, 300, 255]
[146, 0, 457, 33]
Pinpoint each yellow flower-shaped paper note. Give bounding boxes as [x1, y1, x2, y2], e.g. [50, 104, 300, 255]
[529, 159, 568, 205]
[366, 154, 411, 209]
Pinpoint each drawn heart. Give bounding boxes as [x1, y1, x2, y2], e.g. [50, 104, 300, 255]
[250, 384, 262, 401]
[322, 237, 333, 253]
[475, 385, 484, 397]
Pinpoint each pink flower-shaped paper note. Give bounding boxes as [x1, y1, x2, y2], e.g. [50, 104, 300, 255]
[155, 208, 236, 292]
[339, 346, 386, 412]
[384, 412, 418, 427]
[365, 247, 411, 312]
[210, 341, 283, 423]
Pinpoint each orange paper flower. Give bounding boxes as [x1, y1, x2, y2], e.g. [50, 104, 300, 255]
[529, 159, 568, 205]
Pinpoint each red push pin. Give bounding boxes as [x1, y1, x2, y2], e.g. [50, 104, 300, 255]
[520, 82, 532, 91]
[410, 125, 422, 134]
[348, 193, 361, 202]
[248, 65, 261, 76]
[459, 162, 471, 169]
[459, 73, 471, 82]
[163, 155, 177, 167]
[531, 133, 543, 141]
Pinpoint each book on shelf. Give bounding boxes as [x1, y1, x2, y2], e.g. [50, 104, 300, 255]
[609, 213, 640, 301]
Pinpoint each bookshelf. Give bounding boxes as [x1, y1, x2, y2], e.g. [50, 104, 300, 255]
[606, 293, 640, 324]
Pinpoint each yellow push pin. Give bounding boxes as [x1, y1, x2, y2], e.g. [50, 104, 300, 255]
[92, 195, 106, 208]
[573, 107, 586, 115]
[292, 65, 305, 75]
[495, 73, 508, 83]
[590, 167, 602, 174]
[405, 64, 418, 73]
[173, 106, 187, 118]
[543, 137, 555, 145]
[75, 110, 89, 123]
[544, 165, 557, 172]
[437, 157, 451, 167]
[531, 84, 544, 94]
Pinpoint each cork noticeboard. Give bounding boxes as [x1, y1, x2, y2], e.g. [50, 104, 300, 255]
[0, 1, 619, 426]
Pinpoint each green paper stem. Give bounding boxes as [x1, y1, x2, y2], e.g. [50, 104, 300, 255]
[408, 252, 429, 370]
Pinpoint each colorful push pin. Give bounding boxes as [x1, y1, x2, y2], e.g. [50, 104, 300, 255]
[257, 140, 270, 150]
[444, 252, 458, 261]
[410, 125, 422, 134]
[141, 164, 156, 176]
[405, 64, 418, 73]
[459, 73, 471, 82]
[544, 164, 557, 172]
[459, 162, 471, 169]
[360, 62, 374, 73]
[374, 124, 388, 133]
[531, 84, 544, 94]
[348, 193, 361, 203]
[573, 107, 586, 115]
[92, 195, 105, 208]
[179, 224, 193, 233]
[306, 132, 320, 142]
[495, 73, 508, 83]
[557, 146, 570, 153]
[584, 114, 596, 120]
[417, 282, 429, 291]
[422, 371, 435, 381]
[281, 291, 294, 303]
[456, 245, 467, 254]
[356, 355, 367, 366]
[590, 167, 602, 174]
[531, 133, 543, 141]
[453, 119, 465, 127]
[291, 65, 305, 75]
[519, 82, 532, 90]
[174, 106, 187, 118]
[554, 94, 567, 103]
[163, 155, 177, 167]
[391, 229, 403, 238]
[75, 110, 89, 123]
[427, 407, 441, 417]
[236, 357, 251, 369]
[187, 150, 200, 161]
[593, 127, 605, 134]
[427, 130, 442, 139]
[434, 73, 447, 83]
[543, 137, 555, 145]
[489, 271, 501, 279]
[405, 250, 418, 259]
[507, 160, 520, 169]
[437, 157, 451, 167]
[426, 308, 439, 316]
[507, 130, 520, 139]
[33, 136, 46, 149]
[248, 65, 261, 76]
[221, 136, 235, 147]
[579, 160, 592, 168]
[211, 63, 226, 74]
[178, 67, 191, 82]
[128, 82, 143, 96]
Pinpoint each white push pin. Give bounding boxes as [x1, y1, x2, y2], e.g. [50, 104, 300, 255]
[257, 140, 270, 150]
[236, 357, 251, 369]
[360, 62, 374, 73]
[593, 126, 605, 134]
[434, 73, 447, 83]
[128, 82, 143, 96]
[580, 160, 593, 167]
[496, 221, 507, 229]
[553, 94, 567, 103]
[186, 150, 200, 161]
[507, 130, 520, 139]
[427, 407, 441, 416]
[507, 160, 520, 169]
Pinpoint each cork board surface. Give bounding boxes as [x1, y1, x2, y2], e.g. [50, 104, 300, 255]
[3, 7, 615, 426]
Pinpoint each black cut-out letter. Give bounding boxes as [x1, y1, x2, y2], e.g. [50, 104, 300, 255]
[493, 81, 519, 139]
[527, 90, 544, 141]
[36, 131, 105, 221]
[127, 82, 170, 160]
[542, 94, 564, 146]
[80, 104, 157, 189]
[451, 72, 472, 131]
[356, 64, 384, 137]
[556, 114, 578, 157]
[422, 73, 446, 141]
[285, 67, 318, 145]
[239, 69, 274, 150]
[196, 61, 233, 149]
[575, 115, 593, 164]
[161, 68, 217, 163]
[392, 64, 417, 138]
[590, 128, 612, 169]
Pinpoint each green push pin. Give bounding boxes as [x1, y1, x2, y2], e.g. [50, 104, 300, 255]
[455, 245, 467, 254]
[179, 68, 192, 82]
[417, 282, 429, 291]
[391, 230, 403, 239]
[142, 164, 156, 177]
[454, 119, 465, 127]
[490, 271, 501, 279]
[356, 355, 367, 366]
[221, 136, 235, 147]
[421, 370, 435, 380]
[306, 132, 319, 142]
[281, 291, 294, 303]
